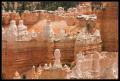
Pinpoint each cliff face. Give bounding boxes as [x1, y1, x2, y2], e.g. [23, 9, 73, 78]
[2, 39, 75, 79]
[2, 2, 118, 79]
[3, 3, 118, 51]
[100, 2, 118, 52]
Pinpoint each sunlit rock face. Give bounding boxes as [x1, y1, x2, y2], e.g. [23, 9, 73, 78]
[17, 20, 31, 41]
[66, 7, 79, 17]
[2, 27, 8, 41]
[55, 7, 65, 16]
[58, 26, 66, 40]
[77, 3, 92, 14]
[112, 62, 118, 79]
[21, 10, 39, 25]
[2, 11, 21, 27]
[69, 51, 105, 79]
[6, 20, 18, 42]
[10, 11, 21, 25]
[51, 21, 66, 41]
[76, 27, 102, 44]
[2, 27, 5, 35]
[42, 20, 54, 41]
[69, 52, 93, 79]
[1, 2, 118, 79]
[13, 71, 21, 79]
[2, 27, 6, 40]
[53, 49, 62, 69]
[30, 30, 38, 39]
[74, 14, 102, 55]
